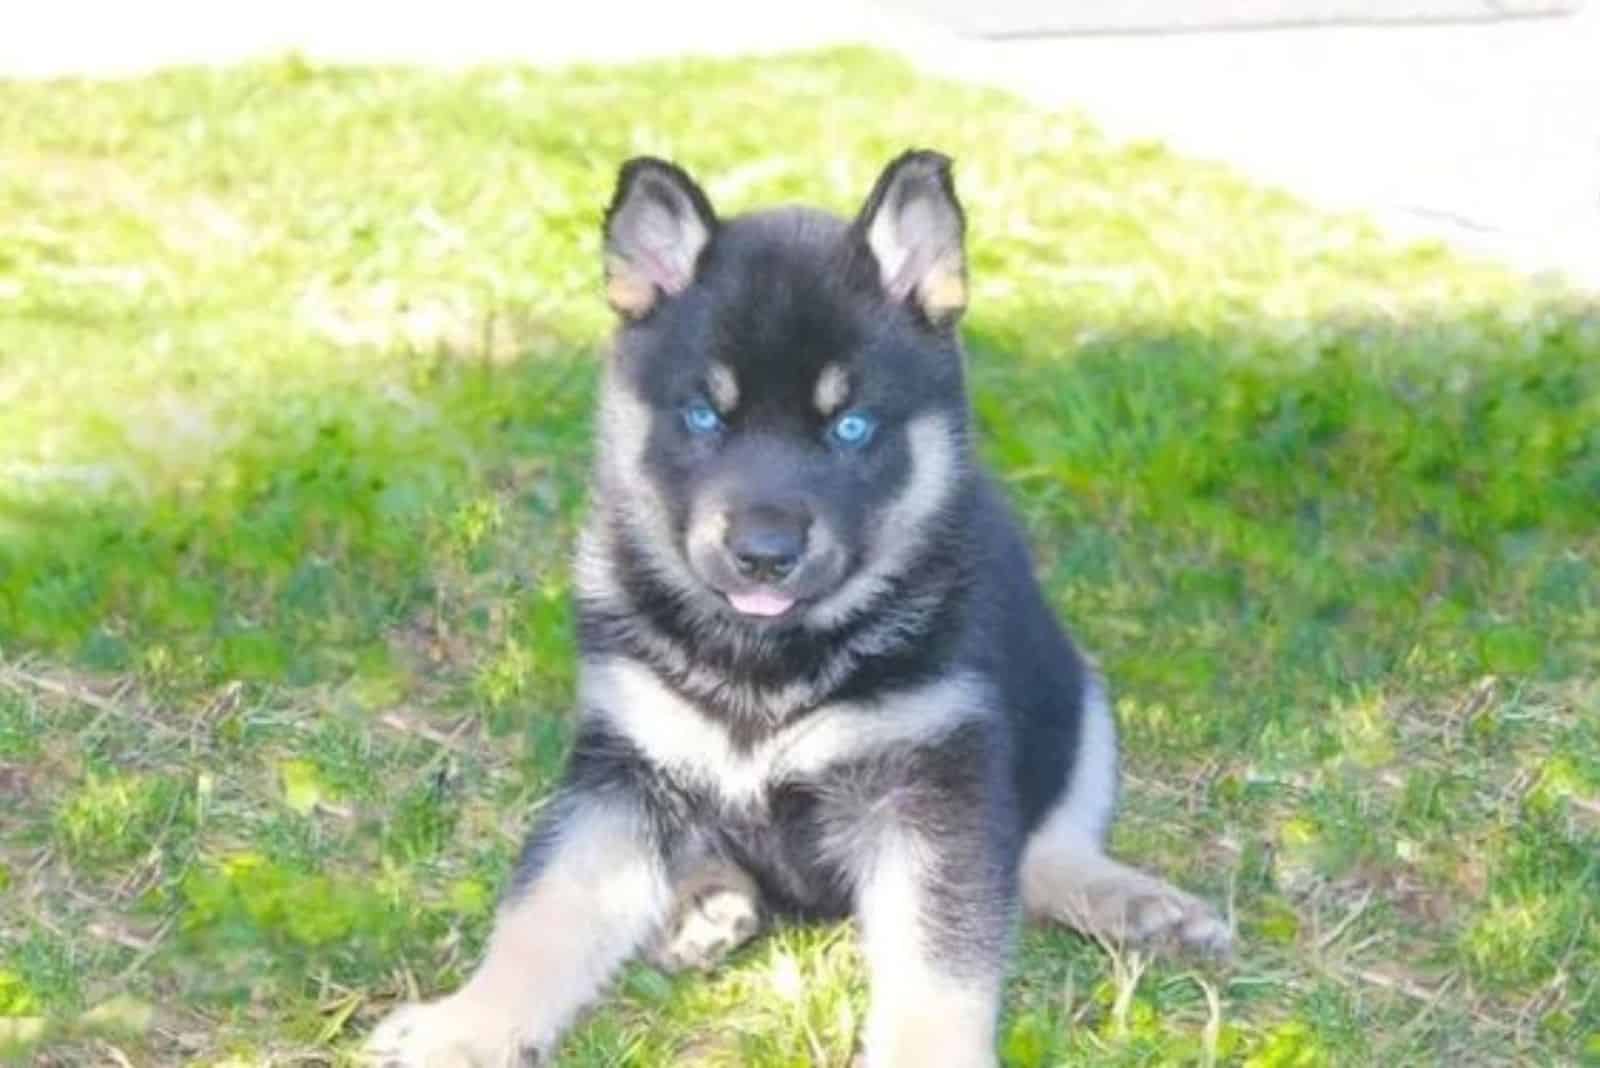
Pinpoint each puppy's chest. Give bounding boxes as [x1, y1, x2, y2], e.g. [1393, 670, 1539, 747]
[609, 686, 838, 811]
[585, 655, 988, 813]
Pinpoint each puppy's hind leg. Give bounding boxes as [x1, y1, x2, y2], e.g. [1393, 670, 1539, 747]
[1022, 677, 1232, 954]
[1021, 824, 1232, 953]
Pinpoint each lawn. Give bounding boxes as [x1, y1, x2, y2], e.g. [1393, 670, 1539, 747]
[1, 47, 1597, 1067]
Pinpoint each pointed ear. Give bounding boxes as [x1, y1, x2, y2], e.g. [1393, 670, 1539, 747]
[602, 157, 717, 319]
[853, 149, 968, 326]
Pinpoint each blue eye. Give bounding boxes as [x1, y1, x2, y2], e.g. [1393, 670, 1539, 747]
[828, 410, 877, 449]
[682, 402, 723, 435]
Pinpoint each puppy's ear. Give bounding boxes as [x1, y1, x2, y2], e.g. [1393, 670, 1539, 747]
[852, 149, 967, 326]
[603, 157, 717, 319]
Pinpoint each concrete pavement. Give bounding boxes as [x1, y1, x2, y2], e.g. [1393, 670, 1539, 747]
[945, 5, 1600, 288]
[2, 1, 1596, 289]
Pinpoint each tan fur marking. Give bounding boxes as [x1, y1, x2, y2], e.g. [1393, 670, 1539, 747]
[814, 363, 851, 415]
[857, 837, 1001, 1068]
[592, 369, 706, 597]
[863, 169, 967, 323]
[603, 179, 711, 318]
[363, 800, 669, 1065]
[918, 253, 968, 321]
[605, 253, 659, 318]
[861, 986, 999, 1068]
[707, 362, 739, 412]
[1018, 680, 1230, 954]
[1020, 834, 1232, 952]
[648, 858, 763, 973]
[469, 807, 662, 1023]
[810, 413, 959, 626]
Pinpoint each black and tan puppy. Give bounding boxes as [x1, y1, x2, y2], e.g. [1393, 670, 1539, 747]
[367, 151, 1230, 1068]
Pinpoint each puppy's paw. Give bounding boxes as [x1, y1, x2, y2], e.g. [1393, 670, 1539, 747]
[363, 995, 535, 1068]
[648, 880, 762, 973]
[1080, 879, 1232, 956]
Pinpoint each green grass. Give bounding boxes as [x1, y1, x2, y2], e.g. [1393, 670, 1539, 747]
[1, 47, 1597, 1066]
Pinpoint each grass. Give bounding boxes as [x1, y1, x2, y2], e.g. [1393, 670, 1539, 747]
[0, 46, 1597, 1066]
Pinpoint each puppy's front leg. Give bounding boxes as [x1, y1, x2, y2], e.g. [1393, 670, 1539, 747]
[845, 733, 1020, 1068]
[366, 781, 675, 1067]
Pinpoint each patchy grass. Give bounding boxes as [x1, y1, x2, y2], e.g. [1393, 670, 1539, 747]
[1, 47, 1597, 1067]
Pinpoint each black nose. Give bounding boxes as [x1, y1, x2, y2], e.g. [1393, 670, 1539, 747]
[725, 505, 810, 582]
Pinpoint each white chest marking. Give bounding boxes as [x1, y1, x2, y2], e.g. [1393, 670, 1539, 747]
[583, 657, 988, 807]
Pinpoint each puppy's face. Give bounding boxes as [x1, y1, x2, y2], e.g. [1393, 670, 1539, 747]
[598, 152, 972, 628]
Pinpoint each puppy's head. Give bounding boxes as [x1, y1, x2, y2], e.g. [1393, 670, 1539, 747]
[596, 151, 972, 628]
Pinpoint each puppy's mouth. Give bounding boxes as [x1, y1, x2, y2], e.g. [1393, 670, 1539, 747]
[723, 588, 799, 619]
[685, 531, 849, 622]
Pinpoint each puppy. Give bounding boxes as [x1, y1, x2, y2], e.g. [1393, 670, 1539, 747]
[367, 150, 1229, 1068]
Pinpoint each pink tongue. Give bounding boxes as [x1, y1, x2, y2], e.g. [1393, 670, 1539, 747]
[727, 590, 797, 617]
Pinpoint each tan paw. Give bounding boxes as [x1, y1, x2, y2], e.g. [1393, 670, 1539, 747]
[363, 995, 534, 1068]
[647, 880, 762, 973]
[1078, 879, 1232, 955]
